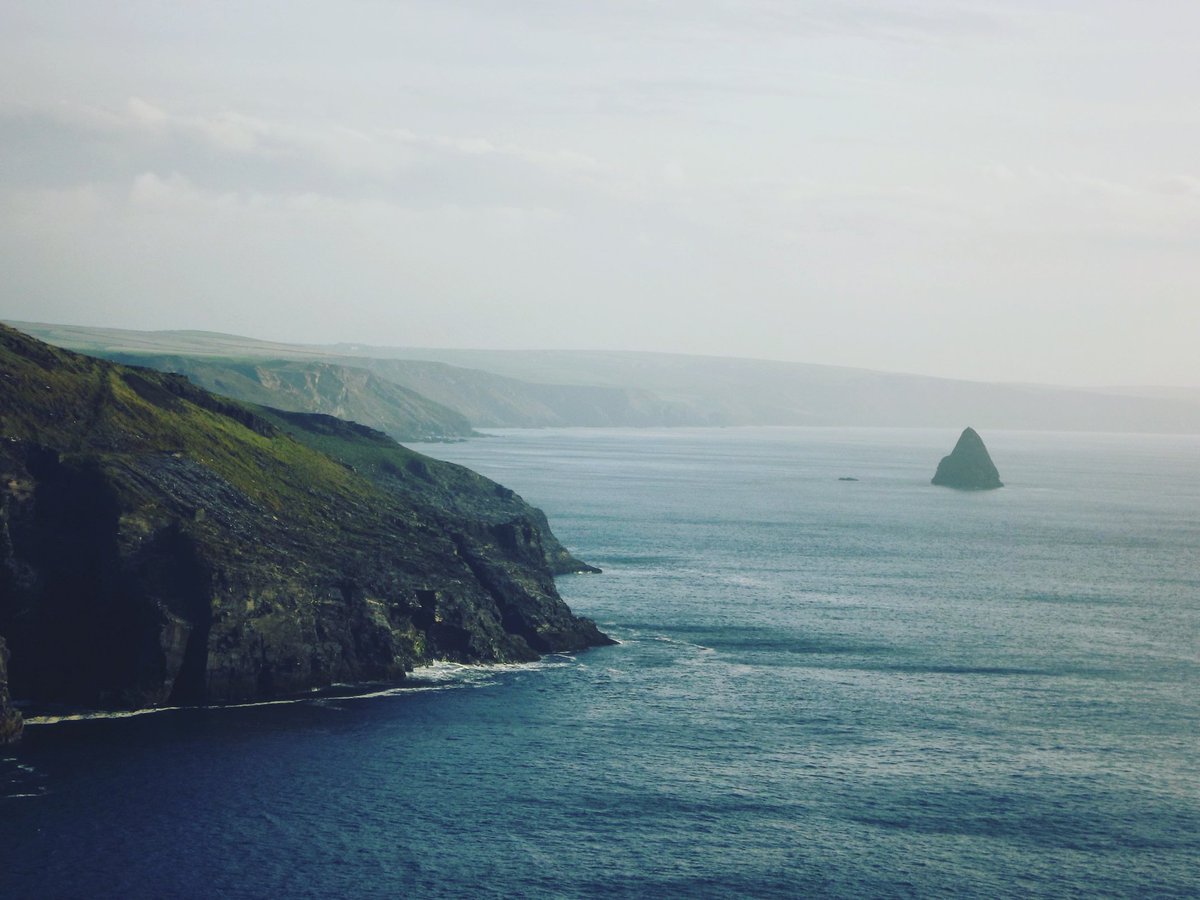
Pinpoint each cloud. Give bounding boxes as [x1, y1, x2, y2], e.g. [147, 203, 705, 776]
[475, 0, 1007, 44]
[7, 95, 1199, 265]
[0, 98, 608, 210]
[1155, 174, 1200, 198]
[704, 0, 1008, 42]
[972, 165, 1200, 240]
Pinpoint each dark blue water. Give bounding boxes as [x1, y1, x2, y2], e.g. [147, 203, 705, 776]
[3, 427, 1198, 898]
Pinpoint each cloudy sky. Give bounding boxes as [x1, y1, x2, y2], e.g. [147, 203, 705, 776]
[2, 1, 1198, 386]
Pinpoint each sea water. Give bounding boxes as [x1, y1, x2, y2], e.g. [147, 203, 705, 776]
[2, 427, 1197, 898]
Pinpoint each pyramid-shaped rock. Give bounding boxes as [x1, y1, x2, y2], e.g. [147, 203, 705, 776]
[931, 427, 1003, 490]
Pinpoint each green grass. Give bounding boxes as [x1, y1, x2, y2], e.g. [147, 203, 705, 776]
[1, 325, 373, 524]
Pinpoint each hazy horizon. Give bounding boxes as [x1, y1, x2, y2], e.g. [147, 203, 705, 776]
[3, 2, 1199, 387]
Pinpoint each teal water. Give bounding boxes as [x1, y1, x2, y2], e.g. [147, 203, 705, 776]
[3, 427, 1198, 897]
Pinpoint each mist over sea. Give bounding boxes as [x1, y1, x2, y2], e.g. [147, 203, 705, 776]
[3, 427, 1198, 898]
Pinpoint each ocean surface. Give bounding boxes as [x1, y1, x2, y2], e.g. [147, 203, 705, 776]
[2, 427, 1198, 898]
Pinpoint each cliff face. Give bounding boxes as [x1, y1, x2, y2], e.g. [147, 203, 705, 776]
[0, 325, 610, 714]
[931, 427, 1004, 490]
[0, 635, 23, 744]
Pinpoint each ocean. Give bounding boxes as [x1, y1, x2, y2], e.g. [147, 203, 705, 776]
[2, 427, 1198, 898]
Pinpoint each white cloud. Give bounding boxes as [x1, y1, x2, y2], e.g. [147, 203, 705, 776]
[1154, 174, 1200, 198]
[0, 98, 610, 208]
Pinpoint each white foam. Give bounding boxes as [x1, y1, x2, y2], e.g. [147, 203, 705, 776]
[23, 654, 580, 727]
[649, 634, 715, 653]
[26, 706, 184, 725]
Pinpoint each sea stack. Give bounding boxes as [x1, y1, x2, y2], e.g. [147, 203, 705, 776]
[931, 427, 1003, 490]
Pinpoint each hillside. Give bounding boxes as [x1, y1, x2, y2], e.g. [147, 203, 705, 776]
[343, 357, 702, 427]
[12, 322, 1200, 433]
[331, 347, 1200, 433]
[100, 353, 476, 442]
[0, 324, 607, 716]
[10, 323, 701, 429]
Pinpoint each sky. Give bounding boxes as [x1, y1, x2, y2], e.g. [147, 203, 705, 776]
[1, 1, 1198, 387]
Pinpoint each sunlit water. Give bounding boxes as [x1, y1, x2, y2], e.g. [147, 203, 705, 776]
[3, 427, 1198, 898]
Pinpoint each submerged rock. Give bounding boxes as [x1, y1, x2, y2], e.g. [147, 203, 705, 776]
[931, 427, 1003, 490]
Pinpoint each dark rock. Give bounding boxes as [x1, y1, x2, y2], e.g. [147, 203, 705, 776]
[931, 427, 1003, 490]
[0, 635, 22, 744]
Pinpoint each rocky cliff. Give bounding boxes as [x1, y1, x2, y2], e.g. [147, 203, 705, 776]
[0, 324, 610, 717]
[931, 427, 1004, 490]
[0, 635, 22, 744]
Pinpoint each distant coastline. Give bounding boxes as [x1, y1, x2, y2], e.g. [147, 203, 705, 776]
[10, 321, 1200, 436]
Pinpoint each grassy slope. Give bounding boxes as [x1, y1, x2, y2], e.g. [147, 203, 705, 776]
[99, 353, 477, 442]
[0, 327, 365, 521]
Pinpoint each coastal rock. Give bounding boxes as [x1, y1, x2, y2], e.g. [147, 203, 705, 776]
[931, 427, 1003, 490]
[0, 635, 22, 744]
[0, 324, 611, 713]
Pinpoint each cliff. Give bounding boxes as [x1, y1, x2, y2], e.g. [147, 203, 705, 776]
[931, 427, 1004, 490]
[0, 324, 610, 716]
[0, 635, 22, 744]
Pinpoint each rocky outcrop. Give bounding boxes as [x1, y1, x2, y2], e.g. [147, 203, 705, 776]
[931, 427, 1003, 490]
[0, 324, 611, 714]
[0, 635, 23, 744]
